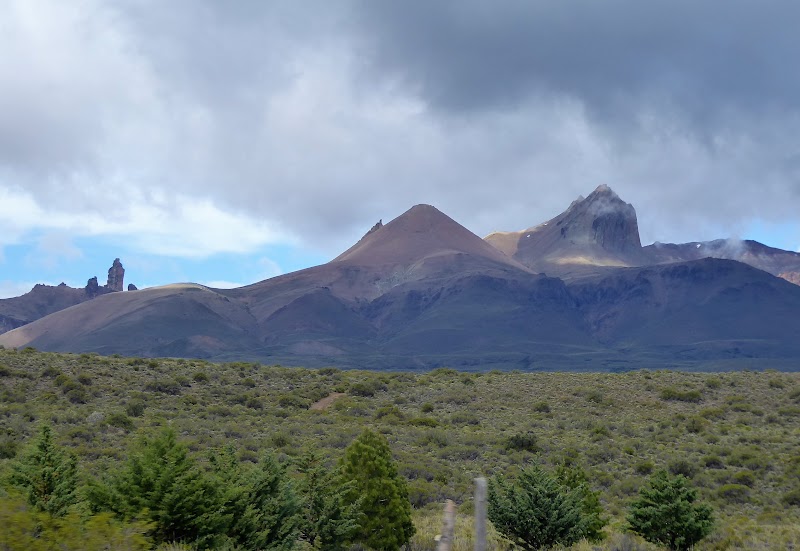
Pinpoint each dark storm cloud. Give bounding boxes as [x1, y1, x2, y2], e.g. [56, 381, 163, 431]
[346, 0, 800, 246]
[353, 0, 800, 128]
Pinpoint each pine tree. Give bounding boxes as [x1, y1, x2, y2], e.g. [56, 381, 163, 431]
[488, 465, 588, 550]
[10, 425, 78, 517]
[89, 427, 224, 548]
[340, 429, 415, 551]
[627, 470, 714, 551]
[555, 464, 607, 542]
[296, 450, 360, 550]
[228, 453, 300, 551]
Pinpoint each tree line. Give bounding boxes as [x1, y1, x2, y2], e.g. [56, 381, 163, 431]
[3, 425, 413, 550]
[3, 424, 713, 550]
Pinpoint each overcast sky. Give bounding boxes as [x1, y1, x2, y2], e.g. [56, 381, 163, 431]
[1, 0, 799, 297]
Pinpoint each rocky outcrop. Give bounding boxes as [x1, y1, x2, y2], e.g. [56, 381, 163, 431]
[85, 277, 101, 298]
[484, 185, 647, 279]
[0, 258, 130, 337]
[561, 185, 642, 253]
[107, 258, 125, 292]
[128, 283, 138, 291]
[365, 220, 383, 236]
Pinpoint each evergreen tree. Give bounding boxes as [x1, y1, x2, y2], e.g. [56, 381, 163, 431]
[340, 429, 415, 551]
[10, 425, 78, 517]
[555, 464, 607, 542]
[627, 470, 714, 551]
[488, 465, 589, 550]
[296, 450, 360, 550]
[88, 427, 224, 548]
[228, 453, 300, 551]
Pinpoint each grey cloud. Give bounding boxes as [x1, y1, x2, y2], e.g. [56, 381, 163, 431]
[353, 1, 800, 127]
[0, 0, 798, 260]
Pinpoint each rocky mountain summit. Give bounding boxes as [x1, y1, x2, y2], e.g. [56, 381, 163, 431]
[486, 185, 800, 285]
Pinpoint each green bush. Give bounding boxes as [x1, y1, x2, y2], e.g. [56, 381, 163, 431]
[731, 470, 755, 487]
[782, 488, 800, 506]
[408, 417, 439, 427]
[533, 401, 551, 413]
[192, 371, 209, 382]
[505, 432, 539, 453]
[349, 380, 386, 397]
[627, 470, 714, 551]
[278, 393, 310, 409]
[718, 483, 750, 503]
[125, 399, 146, 417]
[668, 458, 698, 479]
[107, 412, 134, 431]
[660, 387, 703, 402]
[703, 455, 725, 469]
[488, 464, 599, 550]
[144, 379, 181, 395]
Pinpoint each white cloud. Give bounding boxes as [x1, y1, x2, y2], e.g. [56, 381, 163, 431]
[202, 280, 245, 289]
[257, 257, 283, 279]
[0, 0, 798, 265]
[0, 186, 291, 258]
[24, 232, 84, 271]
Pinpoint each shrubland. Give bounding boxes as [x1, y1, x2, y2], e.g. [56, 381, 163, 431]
[1, 347, 800, 549]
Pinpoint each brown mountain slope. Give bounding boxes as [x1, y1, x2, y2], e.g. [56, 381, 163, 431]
[2, 199, 800, 371]
[0, 284, 261, 359]
[0, 284, 87, 334]
[335, 204, 525, 269]
[567, 258, 800, 367]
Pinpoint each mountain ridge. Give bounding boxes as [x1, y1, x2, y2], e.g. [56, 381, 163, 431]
[1, 189, 799, 371]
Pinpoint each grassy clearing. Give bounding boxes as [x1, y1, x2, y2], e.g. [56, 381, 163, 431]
[1, 348, 800, 549]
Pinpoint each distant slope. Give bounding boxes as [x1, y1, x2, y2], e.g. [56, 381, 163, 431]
[0, 284, 262, 359]
[0, 284, 87, 335]
[569, 258, 800, 365]
[2, 200, 800, 371]
[643, 239, 800, 284]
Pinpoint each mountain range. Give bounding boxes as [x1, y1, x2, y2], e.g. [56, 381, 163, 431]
[1, 186, 799, 371]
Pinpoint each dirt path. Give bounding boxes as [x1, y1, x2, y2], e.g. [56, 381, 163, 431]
[309, 392, 346, 411]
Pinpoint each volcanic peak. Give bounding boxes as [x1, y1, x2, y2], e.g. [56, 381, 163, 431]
[332, 204, 522, 269]
[562, 184, 642, 252]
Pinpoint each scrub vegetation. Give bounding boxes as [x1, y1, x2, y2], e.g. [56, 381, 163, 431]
[2, 347, 800, 549]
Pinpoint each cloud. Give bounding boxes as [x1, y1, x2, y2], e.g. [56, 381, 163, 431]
[257, 257, 283, 280]
[25, 232, 84, 271]
[202, 280, 246, 290]
[0, 187, 287, 258]
[0, 0, 798, 262]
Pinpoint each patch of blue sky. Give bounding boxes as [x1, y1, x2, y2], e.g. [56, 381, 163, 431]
[744, 220, 800, 252]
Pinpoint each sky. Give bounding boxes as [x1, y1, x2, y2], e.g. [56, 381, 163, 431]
[1, 0, 799, 298]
